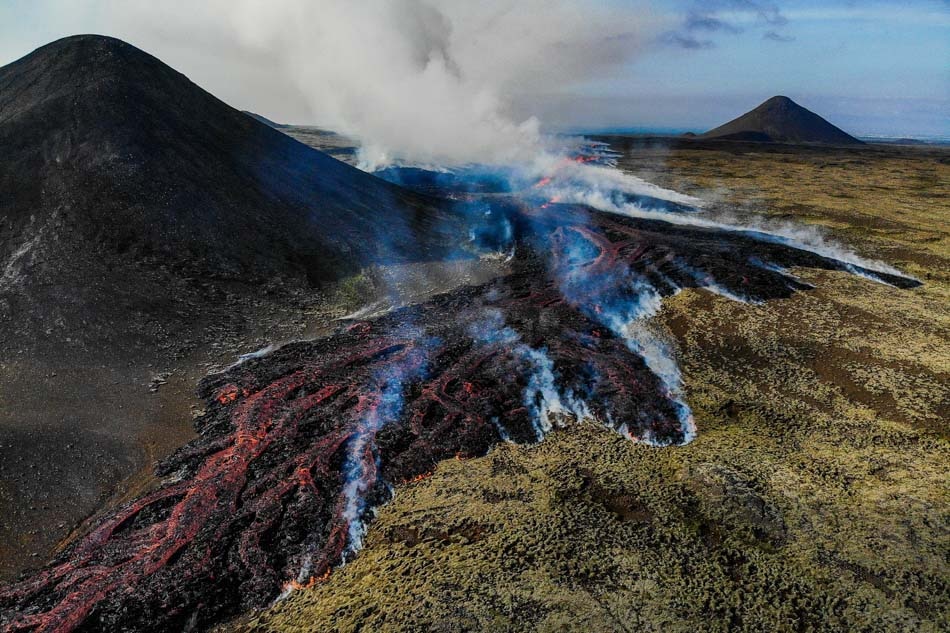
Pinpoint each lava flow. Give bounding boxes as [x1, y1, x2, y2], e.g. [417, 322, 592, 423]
[0, 191, 919, 632]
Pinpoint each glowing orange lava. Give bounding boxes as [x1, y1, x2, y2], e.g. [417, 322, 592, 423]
[402, 471, 433, 485]
[215, 386, 239, 405]
[282, 568, 332, 593]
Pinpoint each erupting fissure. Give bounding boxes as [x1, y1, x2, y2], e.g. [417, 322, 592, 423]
[0, 149, 919, 633]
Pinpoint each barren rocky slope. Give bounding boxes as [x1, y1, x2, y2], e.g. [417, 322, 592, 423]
[0, 35, 460, 580]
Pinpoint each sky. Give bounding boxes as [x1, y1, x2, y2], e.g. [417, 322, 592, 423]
[569, 0, 950, 137]
[0, 0, 947, 139]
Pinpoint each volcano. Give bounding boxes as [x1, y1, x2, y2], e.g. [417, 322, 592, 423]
[0, 34, 461, 585]
[0, 37, 922, 633]
[700, 96, 863, 145]
[0, 34, 458, 315]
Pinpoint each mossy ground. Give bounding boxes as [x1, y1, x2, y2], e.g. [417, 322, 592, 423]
[233, 142, 949, 632]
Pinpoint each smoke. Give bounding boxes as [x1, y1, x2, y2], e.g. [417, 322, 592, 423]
[468, 309, 589, 440]
[534, 155, 705, 208]
[91, 0, 906, 450]
[99, 0, 661, 167]
[543, 171, 908, 279]
[338, 333, 432, 557]
[550, 227, 696, 444]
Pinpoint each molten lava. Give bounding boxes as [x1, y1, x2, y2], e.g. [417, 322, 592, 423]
[0, 185, 918, 632]
[534, 176, 553, 188]
[402, 472, 434, 484]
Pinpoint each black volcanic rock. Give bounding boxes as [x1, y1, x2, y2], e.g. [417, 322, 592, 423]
[700, 96, 863, 145]
[0, 35, 458, 294]
[0, 34, 463, 579]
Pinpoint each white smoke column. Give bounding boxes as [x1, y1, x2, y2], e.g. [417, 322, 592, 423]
[87, 0, 905, 279]
[101, 0, 663, 167]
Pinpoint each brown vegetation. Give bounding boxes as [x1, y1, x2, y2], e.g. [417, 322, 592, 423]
[236, 140, 948, 632]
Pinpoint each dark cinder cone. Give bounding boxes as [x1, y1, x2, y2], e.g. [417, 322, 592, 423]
[700, 95, 863, 144]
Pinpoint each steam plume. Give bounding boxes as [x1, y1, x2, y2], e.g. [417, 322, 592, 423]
[102, 0, 661, 166]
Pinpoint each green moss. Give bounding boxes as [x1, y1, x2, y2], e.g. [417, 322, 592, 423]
[228, 145, 949, 633]
[328, 270, 376, 311]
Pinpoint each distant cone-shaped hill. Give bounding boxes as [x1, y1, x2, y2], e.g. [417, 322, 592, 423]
[700, 96, 863, 145]
[0, 35, 458, 290]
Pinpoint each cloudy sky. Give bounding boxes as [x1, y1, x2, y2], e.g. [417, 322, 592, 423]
[1, 0, 947, 139]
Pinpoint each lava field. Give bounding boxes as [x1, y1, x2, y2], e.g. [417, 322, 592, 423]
[0, 195, 919, 632]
